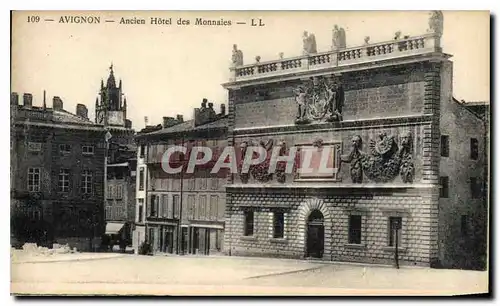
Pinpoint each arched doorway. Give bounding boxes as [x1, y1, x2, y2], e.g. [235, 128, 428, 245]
[306, 209, 324, 258]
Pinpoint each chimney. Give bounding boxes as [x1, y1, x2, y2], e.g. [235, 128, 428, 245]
[23, 93, 33, 107]
[52, 96, 63, 110]
[201, 98, 208, 109]
[11, 92, 19, 106]
[176, 114, 184, 122]
[220, 103, 226, 115]
[76, 103, 88, 119]
[162, 116, 177, 128]
[208, 102, 214, 110]
[125, 119, 132, 129]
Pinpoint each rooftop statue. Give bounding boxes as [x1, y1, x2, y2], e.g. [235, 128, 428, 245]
[428, 10, 444, 36]
[332, 25, 346, 50]
[231, 44, 244, 67]
[302, 31, 317, 55]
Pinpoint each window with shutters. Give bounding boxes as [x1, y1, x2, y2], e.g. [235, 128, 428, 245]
[173, 195, 180, 219]
[199, 195, 207, 220]
[116, 185, 123, 199]
[188, 195, 195, 219]
[211, 178, 219, 190]
[210, 195, 218, 220]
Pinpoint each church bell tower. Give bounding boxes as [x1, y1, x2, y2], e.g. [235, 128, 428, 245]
[95, 64, 128, 127]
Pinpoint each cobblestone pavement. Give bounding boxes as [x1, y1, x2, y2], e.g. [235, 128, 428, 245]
[11, 253, 488, 296]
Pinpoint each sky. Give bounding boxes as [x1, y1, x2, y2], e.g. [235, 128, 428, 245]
[11, 10, 490, 130]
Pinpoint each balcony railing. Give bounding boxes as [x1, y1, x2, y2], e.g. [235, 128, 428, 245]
[228, 33, 441, 83]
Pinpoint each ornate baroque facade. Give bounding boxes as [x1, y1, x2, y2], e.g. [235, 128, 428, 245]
[222, 12, 487, 269]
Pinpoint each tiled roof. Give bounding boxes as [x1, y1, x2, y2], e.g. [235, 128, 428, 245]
[52, 109, 96, 125]
[145, 116, 229, 136]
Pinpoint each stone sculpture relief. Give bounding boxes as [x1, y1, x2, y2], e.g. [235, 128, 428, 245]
[294, 76, 344, 125]
[340, 132, 415, 184]
[238, 139, 288, 184]
[428, 10, 444, 36]
[332, 25, 347, 50]
[231, 44, 244, 66]
[398, 132, 415, 183]
[302, 31, 318, 55]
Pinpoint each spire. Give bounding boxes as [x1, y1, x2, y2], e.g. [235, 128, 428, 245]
[123, 97, 127, 109]
[119, 79, 122, 89]
[95, 97, 99, 107]
[100, 79, 104, 89]
[106, 63, 116, 89]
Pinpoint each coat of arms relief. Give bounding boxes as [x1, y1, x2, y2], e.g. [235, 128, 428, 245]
[294, 75, 345, 124]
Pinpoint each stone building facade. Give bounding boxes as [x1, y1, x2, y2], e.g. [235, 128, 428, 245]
[10, 92, 106, 251]
[136, 101, 228, 255]
[222, 13, 488, 269]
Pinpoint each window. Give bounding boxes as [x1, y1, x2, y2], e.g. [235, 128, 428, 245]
[211, 178, 219, 190]
[388, 217, 402, 247]
[470, 138, 479, 160]
[440, 135, 449, 157]
[27, 168, 41, 192]
[273, 212, 285, 238]
[188, 195, 195, 219]
[116, 185, 123, 199]
[210, 195, 218, 220]
[81, 170, 93, 194]
[161, 195, 168, 218]
[59, 144, 72, 154]
[82, 145, 94, 155]
[107, 185, 114, 199]
[138, 199, 144, 222]
[244, 211, 254, 236]
[348, 215, 362, 244]
[28, 142, 42, 152]
[139, 145, 146, 158]
[470, 177, 481, 199]
[187, 178, 195, 191]
[199, 177, 207, 190]
[198, 195, 206, 220]
[461, 215, 469, 236]
[58, 169, 70, 192]
[150, 195, 157, 217]
[439, 176, 449, 198]
[173, 195, 180, 219]
[139, 168, 145, 191]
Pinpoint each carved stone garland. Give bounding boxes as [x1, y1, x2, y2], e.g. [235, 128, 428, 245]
[238, 139, 288, 184]
[341, 132, 415, 184]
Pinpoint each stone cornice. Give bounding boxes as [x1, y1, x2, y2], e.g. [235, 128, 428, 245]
[232, 114, 433, 137]
[14, 121, 106, 133]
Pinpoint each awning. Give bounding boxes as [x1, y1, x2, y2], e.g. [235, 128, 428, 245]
[105, 222, 125, 235]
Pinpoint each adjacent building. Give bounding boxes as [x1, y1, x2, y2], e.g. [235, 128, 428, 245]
[135, 100, 228, 255]
[221, 12, 488, 269]
[10, 92, 106, 251]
